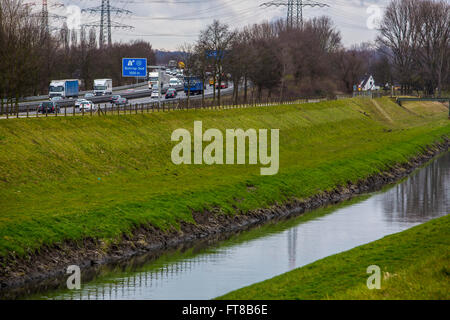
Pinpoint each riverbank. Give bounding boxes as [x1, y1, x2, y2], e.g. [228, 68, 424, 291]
[218, 213, 450, 300]
[0, 97, 449, 294]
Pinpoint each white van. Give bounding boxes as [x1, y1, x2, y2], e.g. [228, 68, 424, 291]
[169, 78, 183, 91]
[94, 79, 113, 96]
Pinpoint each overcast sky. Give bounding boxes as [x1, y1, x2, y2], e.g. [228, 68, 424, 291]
[42, 0, 391, 50]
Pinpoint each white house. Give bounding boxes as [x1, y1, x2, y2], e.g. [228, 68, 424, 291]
[358, 75, 380, 91]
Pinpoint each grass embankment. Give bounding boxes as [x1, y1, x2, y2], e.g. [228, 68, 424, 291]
[218, 214, 450, 300]
[0, 97, 449, 260]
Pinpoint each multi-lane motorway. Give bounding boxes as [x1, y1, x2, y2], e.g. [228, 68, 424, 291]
[4, 84, 234, 117]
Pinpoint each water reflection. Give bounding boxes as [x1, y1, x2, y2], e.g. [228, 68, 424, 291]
[31, 152, 449, 300]
[382, 154, 449, 221]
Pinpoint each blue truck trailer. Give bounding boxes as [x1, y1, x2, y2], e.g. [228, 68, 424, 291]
[184, 77, 205, 95]
[49, 79, 79, 99]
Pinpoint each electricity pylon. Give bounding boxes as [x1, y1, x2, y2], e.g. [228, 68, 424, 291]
[261, 0, 330, 29]
[82, 0, 133, 48]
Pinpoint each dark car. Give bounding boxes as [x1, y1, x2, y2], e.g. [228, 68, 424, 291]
[165, 88, 177, 99]
[38, 101, 59, 114]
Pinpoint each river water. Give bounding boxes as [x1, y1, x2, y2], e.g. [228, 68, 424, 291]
[30, 152, 449, 300]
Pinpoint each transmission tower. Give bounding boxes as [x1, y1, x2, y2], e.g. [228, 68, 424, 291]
[82, 0, 134, 48]
[261, 0, 330, 29]
[41, 0, 49, 33]
[30, 0, 67, 35]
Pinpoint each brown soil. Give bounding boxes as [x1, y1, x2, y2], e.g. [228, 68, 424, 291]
[0, 138, 448, 298]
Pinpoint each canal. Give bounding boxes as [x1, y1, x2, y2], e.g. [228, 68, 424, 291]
[28, 152, 449, 300]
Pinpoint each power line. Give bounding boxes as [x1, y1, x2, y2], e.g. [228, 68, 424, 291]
[29, 0, 67, 34]
[260, 0, 330, 29]
[82, 0, 134, 47]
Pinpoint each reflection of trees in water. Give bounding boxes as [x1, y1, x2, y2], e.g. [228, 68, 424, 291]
[287, 228, 298, 270]
[58, 251, 231, 300]
[383, 153, 450, 222]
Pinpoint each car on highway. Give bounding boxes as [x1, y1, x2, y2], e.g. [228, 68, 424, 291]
[110, 95, 122, 103]
[50, 96, 63, 103]
[125, 89, 135, 94]
[75, 99, 89, 108]
[169, 78, 184, 91]
[79, 101, 97, 112]
[151, 89, 160, 99]
[85, 93, 95, 99]
[38, 101, 59, 114]
[165, 88, 178, 99]
[215, 82, 229, 89]
[114, 97, 128, 105]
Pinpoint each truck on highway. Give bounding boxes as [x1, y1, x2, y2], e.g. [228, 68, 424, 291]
[93, 79, 113, 96]
[148, 67, 170, 90]
[184, 77, 205, 95]
[149, 72, 160, 89]
[49, 79, 79, 99]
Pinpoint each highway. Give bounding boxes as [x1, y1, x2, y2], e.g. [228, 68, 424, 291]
[11, 82, 151, 111]
[1, 84, 234, 118]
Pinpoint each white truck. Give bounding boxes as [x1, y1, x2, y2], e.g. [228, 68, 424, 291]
[148, 68, 170, 90]
[49, 79, 79, 99]
[93, 79, 113, 96]
[149, 72, 160, 90]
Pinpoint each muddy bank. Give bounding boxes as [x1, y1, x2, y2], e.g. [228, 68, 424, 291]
[0, 139, 448, 298]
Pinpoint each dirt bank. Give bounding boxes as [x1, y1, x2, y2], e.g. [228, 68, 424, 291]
[0, 138, 448, 298]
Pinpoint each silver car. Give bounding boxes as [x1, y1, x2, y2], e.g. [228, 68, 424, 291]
[50, 96, 63, 103]
[75, 99, 89, 108]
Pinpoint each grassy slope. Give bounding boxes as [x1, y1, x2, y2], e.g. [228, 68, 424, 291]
[0, 98, 449, 258]
[218, 214, 450, 300]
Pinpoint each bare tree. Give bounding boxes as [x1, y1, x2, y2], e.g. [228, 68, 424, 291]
[178, 43, 196, 108]
[198, 20, 235, 106]
[0, 0, 42, 112]
[415, 0, 450, 96]
[336, 48, 368, 93]
[377, 0, 421, 94]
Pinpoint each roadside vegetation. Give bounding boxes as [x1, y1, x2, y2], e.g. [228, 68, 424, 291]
[218, 214, 450, 300]
[0, 97, 449, 261]
[2, 0, 449, 112]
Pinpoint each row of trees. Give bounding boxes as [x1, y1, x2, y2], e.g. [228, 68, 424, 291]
[0, 0, 156, 104]
[378, 0, 449, 96]
[181, 0, 449, 102]
[181, 17, 345, 106]
[1, 0, 449, 105]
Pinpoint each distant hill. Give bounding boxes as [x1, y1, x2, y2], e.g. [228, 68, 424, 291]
[155, 50, 184, 65]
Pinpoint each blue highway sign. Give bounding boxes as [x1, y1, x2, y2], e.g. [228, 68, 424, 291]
[122, 58, 147, 77]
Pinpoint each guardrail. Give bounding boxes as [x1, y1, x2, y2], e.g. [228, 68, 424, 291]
[1, 81, 149, 104]
[4, 85, 234, 113]
[0, 95, 327, 120]
[1, 88, 154, 113]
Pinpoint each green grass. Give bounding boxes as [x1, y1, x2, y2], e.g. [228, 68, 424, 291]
[217, 214, 450, 300]
[0, 97, 449, 259]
